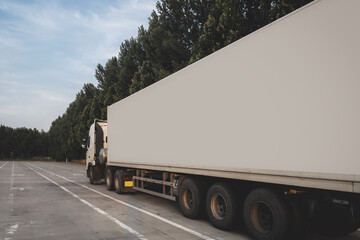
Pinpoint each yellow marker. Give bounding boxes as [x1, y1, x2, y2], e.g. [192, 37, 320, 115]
[124, 181, 133, 187]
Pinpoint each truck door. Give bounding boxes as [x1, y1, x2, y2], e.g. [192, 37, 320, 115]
[86, 124, 95, 168]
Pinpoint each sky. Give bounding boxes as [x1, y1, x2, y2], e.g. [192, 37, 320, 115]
[0, 0, 157, 131]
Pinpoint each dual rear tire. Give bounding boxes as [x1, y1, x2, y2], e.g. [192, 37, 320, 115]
[179, 178, 204, 219]
[107, 172, 299, 240]
[114, 169, 126, 194]
[206, 183, 237, 230]
[178, 179, 237, 230]
[243, 188, 291, 240]
[105, 168, 114, 190]
[105, 167, 126, 194]
[178, 179, 293, 240]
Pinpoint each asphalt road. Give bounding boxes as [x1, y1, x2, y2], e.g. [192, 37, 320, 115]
[0, 161, 359, 240]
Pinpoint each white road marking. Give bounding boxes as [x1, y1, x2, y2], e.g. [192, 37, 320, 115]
[27, 162, 215, 240]
[7, 224, 18, 235]
[10, 187, 24, 191]
[5, 162, 18, 240]
[0, 161, 9, 169]
[10, 162, 14, 192]
[23, 163, 147, 240]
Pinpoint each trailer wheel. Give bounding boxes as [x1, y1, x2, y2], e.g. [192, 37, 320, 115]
[105, 168, 115, 191]
[243, 188, 290, 240]
[114, 169, 125, 194]
[179, 178, 204, 219]
[206, 183, 236, 230]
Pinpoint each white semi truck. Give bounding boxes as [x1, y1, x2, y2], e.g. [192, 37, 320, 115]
[85, 0, 360, 239]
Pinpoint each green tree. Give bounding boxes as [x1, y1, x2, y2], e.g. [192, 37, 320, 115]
[191, 0, 312, 63]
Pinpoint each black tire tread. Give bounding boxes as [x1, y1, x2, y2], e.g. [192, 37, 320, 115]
[206, 182, 237, 230]
[114, 169, 125, 194]
[243, 188, 290, 240]
[179, 178, 204, 219]
[105, 168, 115, 191]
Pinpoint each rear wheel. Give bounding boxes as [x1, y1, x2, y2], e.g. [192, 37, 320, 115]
[243, 188, 290, 240]
[179, 178, 204, 219]
[206, 183, 237, 230]
[105, 168, 115, 191]
[114, 169, 125, 194]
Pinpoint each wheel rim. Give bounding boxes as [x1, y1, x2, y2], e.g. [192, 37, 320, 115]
[182, 189, 194, 210]
[210, 193, 227, 220]
[115, 176, 119, 189]
[106, 174, 110, 186]
[250, 201, 274, 233]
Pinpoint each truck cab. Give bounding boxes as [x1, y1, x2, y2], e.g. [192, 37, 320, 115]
[85, 119, 108, 183]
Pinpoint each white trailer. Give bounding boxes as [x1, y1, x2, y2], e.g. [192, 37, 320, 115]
[85, 0, 360, 239]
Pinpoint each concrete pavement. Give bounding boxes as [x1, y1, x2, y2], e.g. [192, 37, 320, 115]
[0, 161, 359, 240]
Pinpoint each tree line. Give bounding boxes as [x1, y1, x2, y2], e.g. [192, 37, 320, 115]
[0, 0, 312, 161]
[0, 125, 49, 159]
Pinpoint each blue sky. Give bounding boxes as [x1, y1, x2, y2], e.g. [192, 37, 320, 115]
[0, 0, 157, 131]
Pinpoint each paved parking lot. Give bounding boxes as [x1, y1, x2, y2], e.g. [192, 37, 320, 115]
[0, 161, 359, 240]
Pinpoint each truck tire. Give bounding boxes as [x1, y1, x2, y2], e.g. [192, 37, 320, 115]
[206, 182, 237, 230]
[89, 166, 95, 184]
[243, 188, 290, 240]
[89, 165, 102, 185]
[105, 168, 115, 191]
[114, 169, 125, 194]
[179, 178, 204, 219]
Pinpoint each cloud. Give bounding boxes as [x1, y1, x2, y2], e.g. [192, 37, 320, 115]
[0, 0, 157, 130]
[37, 90, 72, 104]
[0, 107, 19, 116]
[0, 1, 59, 30]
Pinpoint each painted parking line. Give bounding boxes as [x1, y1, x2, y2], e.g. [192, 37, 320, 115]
[23, 163, 147, 240]
[0, 161, 9, 169]
[27, 162, 214, 240]
[5, 162, 17, 240]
